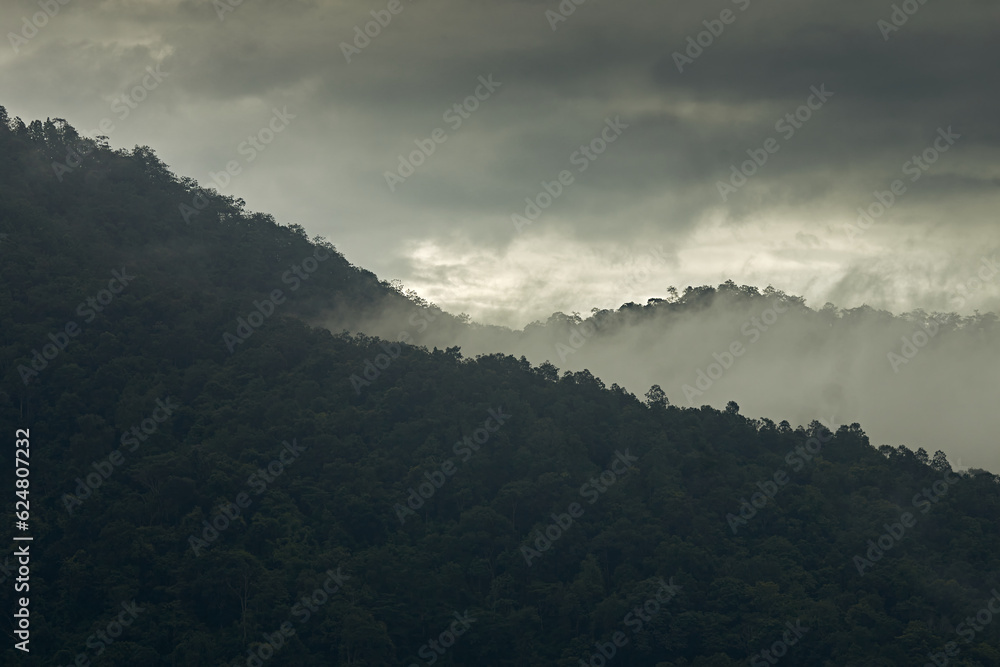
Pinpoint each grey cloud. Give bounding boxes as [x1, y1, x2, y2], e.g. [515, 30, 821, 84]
[1, 0, 997, 321]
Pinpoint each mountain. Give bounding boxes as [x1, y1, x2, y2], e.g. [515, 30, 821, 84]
[330, 282, 1000, 476]
[2, 109, 999, 666]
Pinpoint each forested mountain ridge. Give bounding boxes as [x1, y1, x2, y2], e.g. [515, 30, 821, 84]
[1, 109, 999, 666]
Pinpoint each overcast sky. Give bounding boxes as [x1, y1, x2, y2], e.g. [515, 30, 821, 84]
[3, 0, 998, 327]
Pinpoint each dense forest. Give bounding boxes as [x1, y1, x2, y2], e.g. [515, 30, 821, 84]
[319, 233, 1000, 477]
[1, 109, 999, 666]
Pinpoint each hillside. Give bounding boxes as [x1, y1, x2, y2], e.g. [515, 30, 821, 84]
[330, 283, 1000, 475]
[2, 110, 999, 666]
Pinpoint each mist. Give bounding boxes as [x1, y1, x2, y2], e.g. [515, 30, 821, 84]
[322, 282, 1000, 474]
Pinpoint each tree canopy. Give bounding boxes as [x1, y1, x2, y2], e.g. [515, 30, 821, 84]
[1, 108, 998, 666]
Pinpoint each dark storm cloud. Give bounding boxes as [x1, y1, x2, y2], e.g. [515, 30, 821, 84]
[1, 0, 998, 322]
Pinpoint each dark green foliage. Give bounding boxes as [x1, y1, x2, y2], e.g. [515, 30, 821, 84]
[1, 109, 998, 666]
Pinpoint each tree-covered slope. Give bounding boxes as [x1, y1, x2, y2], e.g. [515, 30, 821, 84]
[1, 110, 999, 666]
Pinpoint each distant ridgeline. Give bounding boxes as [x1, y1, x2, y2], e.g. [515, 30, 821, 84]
[1, 108, 999, 666]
